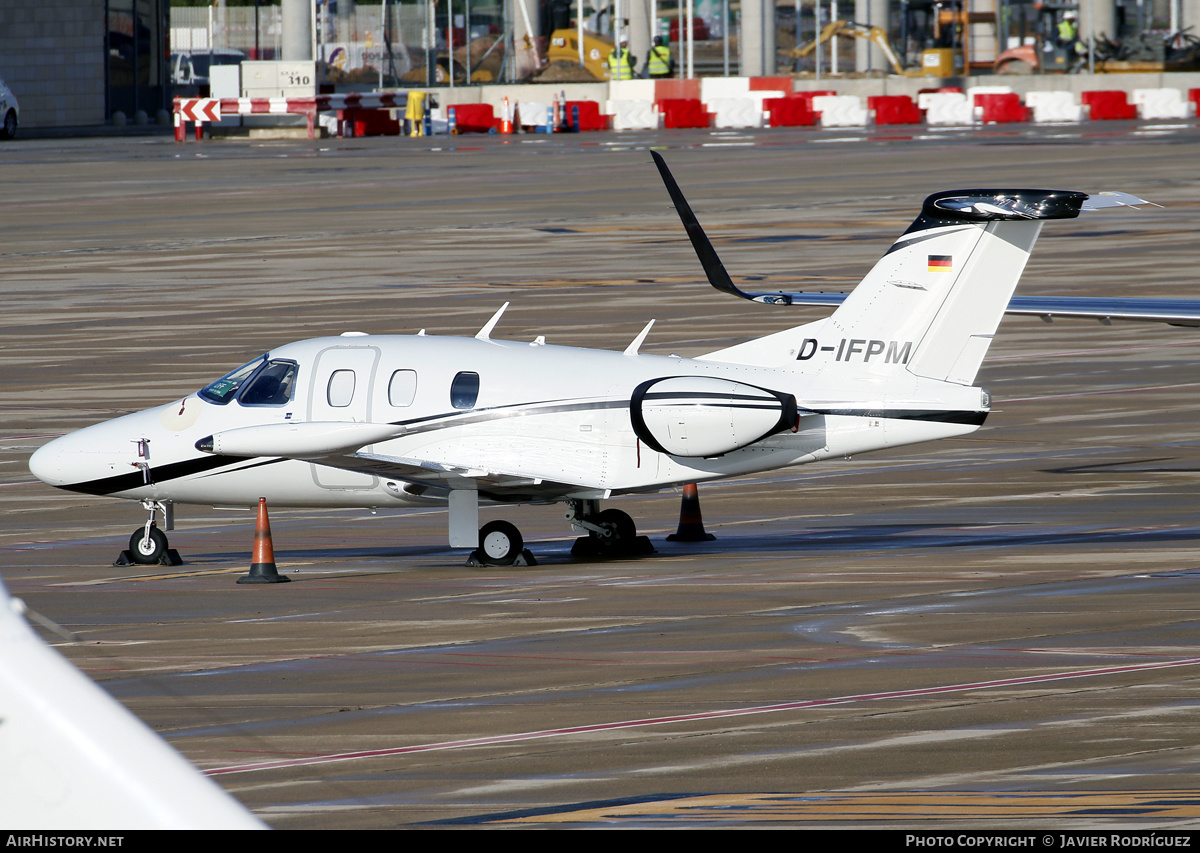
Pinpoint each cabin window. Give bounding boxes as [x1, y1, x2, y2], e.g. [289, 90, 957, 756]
[199, 356, 266, 405]
[388, 370, 418, 407]
[239, 360, 298, 406]
[450, 371, 479, 409]
[327, 370, 356, 408]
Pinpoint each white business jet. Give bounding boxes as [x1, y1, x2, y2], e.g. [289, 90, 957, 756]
[28, 154, 1200, 567]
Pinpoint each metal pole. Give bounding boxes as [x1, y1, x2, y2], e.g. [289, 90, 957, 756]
[815, 0, 822, 80]
[465, 0, 471, 83]
[686, 0, 694, 77]
[448, 0, 455, 88]
[1088, 0, 1094, 74]
[831, 0, 838, 74]
[723, 0, 730, 75]
[577, 0, 584, 66]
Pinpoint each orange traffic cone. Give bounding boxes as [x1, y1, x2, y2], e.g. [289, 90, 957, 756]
[500, 96, 513, 134]
[666, 483, 716, 542]
[238, 497, 290, 584]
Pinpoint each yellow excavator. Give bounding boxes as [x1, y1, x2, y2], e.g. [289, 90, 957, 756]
[792, 20, 913, 75]
[546, 29, 617, 80]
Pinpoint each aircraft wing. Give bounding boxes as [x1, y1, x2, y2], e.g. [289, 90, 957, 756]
[197, 424, 601, 499]
[330, 451, 596, 500]
[0, 575, 265, 829]
[710, 289, 1200, 327]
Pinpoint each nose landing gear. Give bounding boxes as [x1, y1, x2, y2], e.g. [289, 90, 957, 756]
[466, 519, 537, 567]
[114, 501, 183, 567]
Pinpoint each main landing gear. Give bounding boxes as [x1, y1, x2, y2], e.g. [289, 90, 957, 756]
[114, 500, 183, 567]
[566, 499, 655, 560]
[464, 500, 655, 566]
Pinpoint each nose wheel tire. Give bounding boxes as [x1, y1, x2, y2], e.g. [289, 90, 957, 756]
[478, 520, 523, 565]
[128, 527, 169, 564]
[466, 520, 536, 567]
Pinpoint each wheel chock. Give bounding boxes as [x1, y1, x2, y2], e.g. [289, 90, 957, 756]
[570, 535, 656, 559]
[666, 483, 716, 542]
[465, 548, 537, 567]
[113, 548, 183, 567]
[238, 498, 290, 584]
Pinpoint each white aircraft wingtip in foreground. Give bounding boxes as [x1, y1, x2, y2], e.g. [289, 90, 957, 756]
[28, 154, 1197, 567]
[0, 575, 266, 829]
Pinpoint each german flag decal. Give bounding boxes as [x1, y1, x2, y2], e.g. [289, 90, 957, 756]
[928, 254, 953, 273]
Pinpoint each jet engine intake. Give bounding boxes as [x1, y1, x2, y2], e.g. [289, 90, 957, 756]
[630, 376, 798, 457]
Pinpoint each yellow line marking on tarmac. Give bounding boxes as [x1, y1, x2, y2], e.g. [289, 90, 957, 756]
[498, 791, 1200, 824]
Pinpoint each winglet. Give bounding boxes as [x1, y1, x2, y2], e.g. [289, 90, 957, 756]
[651, 151, 752, 302]
[475, 302, 510, 340]
[1081, 191, 1160, 211]
[624, 319, 655, 355]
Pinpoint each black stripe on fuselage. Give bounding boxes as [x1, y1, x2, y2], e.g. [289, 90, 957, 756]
[814, 408, 988, 426]
[58, 454, 257, 496]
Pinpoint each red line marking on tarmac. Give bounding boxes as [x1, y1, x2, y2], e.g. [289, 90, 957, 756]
[205, 655, 1200, 776]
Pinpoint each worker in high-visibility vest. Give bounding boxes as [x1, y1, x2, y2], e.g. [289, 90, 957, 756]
[1057, 11, 1078, 47]
[608, 36, 635, 80]
[646, 35, 674, 78]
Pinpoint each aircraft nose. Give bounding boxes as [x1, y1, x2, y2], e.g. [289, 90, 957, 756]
[29, 436, 70, 487]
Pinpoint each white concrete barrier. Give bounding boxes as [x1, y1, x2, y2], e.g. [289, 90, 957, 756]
[700, 77, 750, 100]
[1025, 90, 1084, 123]
[812, 95, 868, 127]
[1132, 88, 1192, 119]
[708, 97, 760, 128]
[919, 92, 974, 125]
[608, 80, 657, 102]
[516, 101, 549, 127]
[606, 99, 659, 130]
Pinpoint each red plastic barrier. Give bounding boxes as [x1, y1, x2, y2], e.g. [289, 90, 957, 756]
[974, 92, 1030, 124]
[669, 17, 710, 42]
[763, 97, 818, 127]
[1187, 88, 1200, 111]
[564, 100, 605, 131]
[658, 98, 709, 129]
[788, 90, 836, 111]
[868, 95, 923, 125]
[451, 103, 501, 133]
[750, 76, 794, 94]
[1081, 90, 1137, 120]
[347, 109, 400, 137]
[655, 78, 701, 100]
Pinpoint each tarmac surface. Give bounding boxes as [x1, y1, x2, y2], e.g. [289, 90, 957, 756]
[2, 120, 1200, 828]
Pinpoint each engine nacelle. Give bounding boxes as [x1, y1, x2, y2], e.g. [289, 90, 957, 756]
[630, 376, 798, 457]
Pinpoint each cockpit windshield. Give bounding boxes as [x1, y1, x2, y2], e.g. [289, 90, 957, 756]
[239, 360, 298, 406]
[199, 356, 265, 404]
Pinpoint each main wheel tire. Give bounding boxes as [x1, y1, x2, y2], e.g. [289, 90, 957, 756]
[478, 520, 523, 566]
[128, 527, 168, 564]
[594, 508, 636, 553]
[2, 110, 16, 140]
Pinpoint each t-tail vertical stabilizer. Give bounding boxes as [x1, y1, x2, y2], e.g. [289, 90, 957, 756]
[822, 189, 1087, 386]
[695, 188, 1090, 376]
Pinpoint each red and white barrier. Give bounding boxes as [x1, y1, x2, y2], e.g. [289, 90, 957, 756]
[173, 92, 407, 142]
[1131, 88, 1193, 119]
[1025, 91, 1084, 123]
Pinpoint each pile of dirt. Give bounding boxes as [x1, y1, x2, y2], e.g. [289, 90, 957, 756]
[534, 61, 603, 83]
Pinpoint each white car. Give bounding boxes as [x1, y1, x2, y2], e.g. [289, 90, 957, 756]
[0, 75, 18, 139]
